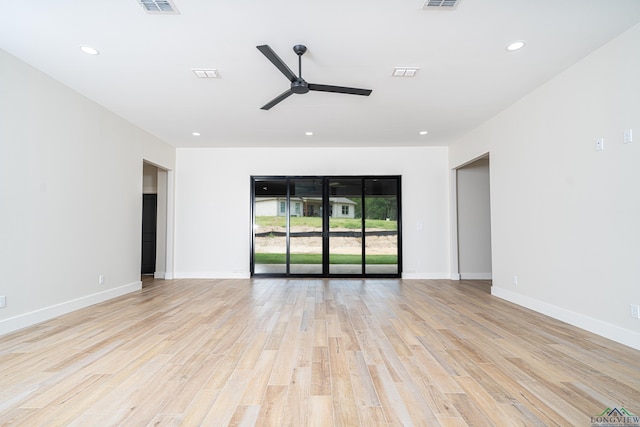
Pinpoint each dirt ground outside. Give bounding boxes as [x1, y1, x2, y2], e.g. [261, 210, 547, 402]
[255, 227, 397, 255]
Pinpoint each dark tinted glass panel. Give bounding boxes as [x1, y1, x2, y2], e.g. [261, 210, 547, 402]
[290, 178, 323, 274]
[328, 178, 362, 275]
[253, 178, 288, 274]
[364, 179, 398, 274]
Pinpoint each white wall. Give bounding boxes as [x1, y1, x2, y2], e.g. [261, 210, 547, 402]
[174, 147, 450, 279]
[142, 162, 158, 193]
[456, 157, 492, 280]
[449, 24, 640, 349]
[0, 49, 175, 335]
[155, 168, 168, 279]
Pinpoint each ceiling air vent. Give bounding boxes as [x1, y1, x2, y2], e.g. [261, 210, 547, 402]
[192, 69, 221, 78]
[137, 0, 180, 14]
[392, 67, 420, 77]
[423, 0, 460, 9]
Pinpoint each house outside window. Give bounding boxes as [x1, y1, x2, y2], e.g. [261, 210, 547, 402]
[341, 205, 349, 216]
[280, 201, 285, 214]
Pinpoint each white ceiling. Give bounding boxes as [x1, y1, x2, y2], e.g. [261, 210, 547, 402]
[2, 0, 640, 148]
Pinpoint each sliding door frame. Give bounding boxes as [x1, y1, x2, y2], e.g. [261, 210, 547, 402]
[251, 175, 402, 278]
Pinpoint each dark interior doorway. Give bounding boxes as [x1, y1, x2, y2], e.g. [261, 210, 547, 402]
[141, 193, 157, 275]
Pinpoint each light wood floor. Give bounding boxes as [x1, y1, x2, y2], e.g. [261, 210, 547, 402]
[1, 278, 639, 426]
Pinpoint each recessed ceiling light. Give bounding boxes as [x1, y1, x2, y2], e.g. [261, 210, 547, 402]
[305, 131, 313, 136]
[506, 41, 526, 51]
[419, 131, 428, 135]
[80, 46, 99, 55]
[192, 132, 201, 136]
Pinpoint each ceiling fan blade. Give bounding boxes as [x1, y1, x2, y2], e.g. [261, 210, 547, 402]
[308, 83, 372, 96]
[261, 89, 295, 110]
[257, 45, 297, 82]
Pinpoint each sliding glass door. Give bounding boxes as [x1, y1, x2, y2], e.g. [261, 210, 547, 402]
[253, 178, 288, 275]
[290, 178, 324, 274]
[251, 176, 401, 278]
[364, 178, 399, 275]
[328, 178, 363, 275]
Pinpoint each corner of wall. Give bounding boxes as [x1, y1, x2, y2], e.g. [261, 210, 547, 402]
[0, 281, 141, 337]
[492, 287, 640, 351]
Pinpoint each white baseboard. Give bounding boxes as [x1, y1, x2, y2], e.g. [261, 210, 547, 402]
[401, 272, 450, 280]
[492, 287, 640, 351]
[450, 273, 461, 280]
[175, 271, 449, 280]
[174, 271, 251, 279]
[460, 273, 492, 280]
[0, 281, 141, 337]
[154, 272, 165, 279]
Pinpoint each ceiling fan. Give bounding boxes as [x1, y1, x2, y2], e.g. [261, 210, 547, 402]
[256, 44, 372, 110]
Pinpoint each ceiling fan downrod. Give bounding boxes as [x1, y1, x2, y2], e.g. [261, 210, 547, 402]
[293, 44, 307, 78]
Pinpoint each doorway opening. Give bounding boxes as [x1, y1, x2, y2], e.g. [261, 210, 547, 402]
[141, 161, 171, 284]
[453, 155, 492, 289]
[251, 176, 402, 278]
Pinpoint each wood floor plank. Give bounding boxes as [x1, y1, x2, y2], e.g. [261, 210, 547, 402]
[328, 337, 360, 427]
[401, 356, 462, 419]
[268, 323, 302, 385]
[354, 328, 384, 365]
[200, 370, 252, 426]
[255, 385, 288, 426]
[180, 388, 221, 426]
[446, 393, 494, 427]
[311, 346, 331, 396]
[240, 350, 279, 405]
[161, 353, 225, 413]
[454, 375, 516, 427]
[282, 366, 311, 427]
[0, 278, 638, 426]
[309, 395, 334, 427]
[347, 350, 381, 407]
[229, 404, 261, 427]
[396, 381, 441, 426]
[145, 412, 184, 426]
[356, 405, 387, 426]
[368, 363, 414, 426]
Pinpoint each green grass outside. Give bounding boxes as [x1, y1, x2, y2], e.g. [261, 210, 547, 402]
[254, 253, 398, 265]
[255, 216, 397, 230]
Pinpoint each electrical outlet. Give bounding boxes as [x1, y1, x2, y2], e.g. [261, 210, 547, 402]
[512, 275, 518, 285]
[0, 296, 6, 308]
[624, 129, 633, 144]
[98, 275, 105, 285]
[631, 304, 640, 319]
[595, 138, 604, 152]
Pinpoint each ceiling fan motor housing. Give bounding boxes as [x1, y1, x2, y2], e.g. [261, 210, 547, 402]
[291, 79, 309, 94]
[293, 45, 307, 55]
